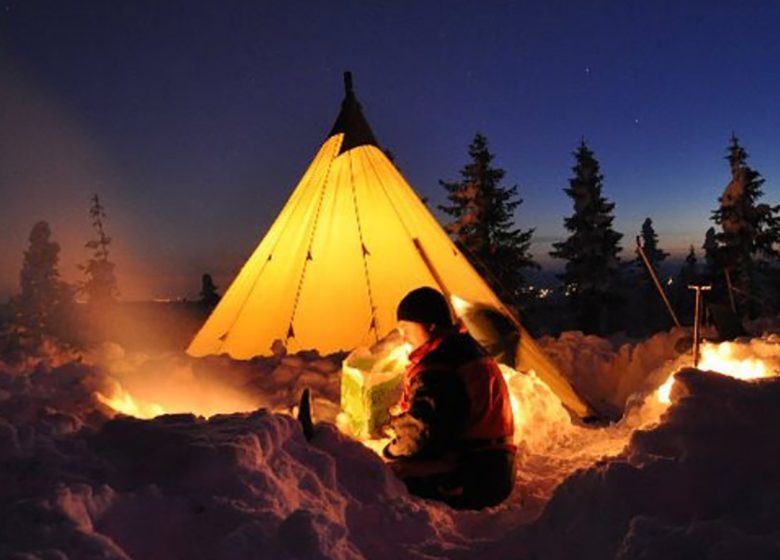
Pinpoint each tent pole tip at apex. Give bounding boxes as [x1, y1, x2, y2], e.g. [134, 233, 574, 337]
[344, 71, 353, 94]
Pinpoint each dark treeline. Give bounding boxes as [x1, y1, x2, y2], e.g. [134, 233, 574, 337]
[0, 195, 220, 360]
[440, 133, 780, 338]
[2, 135, 779, 355]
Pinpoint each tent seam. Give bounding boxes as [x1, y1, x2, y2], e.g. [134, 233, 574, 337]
[349, 150, 380, 342]
[365, 148, 442, 287]
[286, 138, 340, 344]
[218, 137, 341, 352]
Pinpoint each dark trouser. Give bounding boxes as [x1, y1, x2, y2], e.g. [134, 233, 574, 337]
[401, 448, 516, 510]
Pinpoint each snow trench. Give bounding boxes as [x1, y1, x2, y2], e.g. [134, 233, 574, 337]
[1, 331, 779, 559]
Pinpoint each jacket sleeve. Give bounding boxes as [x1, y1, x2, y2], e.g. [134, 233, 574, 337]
[385, 366, 469, 460]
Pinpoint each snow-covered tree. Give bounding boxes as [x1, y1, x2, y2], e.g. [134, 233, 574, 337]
[80, 195, 119, 306]
[550, 140, 623, 334]
[439, 133, 537, 305]
[710, 135, 780, 317]
[9, 221, 75, 340]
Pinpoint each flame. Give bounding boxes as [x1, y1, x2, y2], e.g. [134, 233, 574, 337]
[656, 375, 676, 404]
[657, 341, 775, 404]
[373, 341, 412, 372]
[92, 358, 263, 419]
[350, 334, 778, 519]
[450, 294, 470, 316]
[699, 342, 770, 379]
[96, 382, 166, 419]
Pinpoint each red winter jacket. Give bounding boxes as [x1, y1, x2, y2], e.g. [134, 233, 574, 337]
[386, 328, 515, 460]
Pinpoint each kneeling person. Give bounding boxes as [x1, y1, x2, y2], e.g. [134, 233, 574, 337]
[384, 287, 516, 510]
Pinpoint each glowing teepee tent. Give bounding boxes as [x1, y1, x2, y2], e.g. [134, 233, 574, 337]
[188, 73, 594, 418]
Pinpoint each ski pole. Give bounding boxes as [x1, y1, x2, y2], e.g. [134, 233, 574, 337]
[636, 236, 681, 327]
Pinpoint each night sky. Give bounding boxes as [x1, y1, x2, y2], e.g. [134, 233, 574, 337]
[1, 1, 778, 300]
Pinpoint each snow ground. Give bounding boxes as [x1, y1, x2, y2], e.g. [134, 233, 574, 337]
[1, 329, 780, 559]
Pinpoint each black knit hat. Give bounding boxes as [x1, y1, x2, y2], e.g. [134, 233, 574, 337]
[396, 287, 453, 327]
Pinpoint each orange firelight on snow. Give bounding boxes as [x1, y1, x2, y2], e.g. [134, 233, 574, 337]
[96, 382, 165, 419]
[499, 365, 524, 426]
[93, 364, 262, 420]
[657, 341, 775, 404]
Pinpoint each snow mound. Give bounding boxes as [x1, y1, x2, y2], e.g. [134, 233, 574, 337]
[0, 410, 466, 558]
[484, 368, 780, 559]
[82, 342, 343, 421]
[0, 351, 468, 559]
[2, 331, 780, 559]
[538, 328, 690, 414]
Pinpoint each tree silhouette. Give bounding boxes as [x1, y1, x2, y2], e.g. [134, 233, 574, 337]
[551, 140, 623, 334]
[439, 133, 537, 305]
[636, 218, 669, 267]
[198, 273, 220, 309]
[674, 245, 700, 323]
[9, 221, 75, 341]
[702, 227, 720, 282]
[633, 217, 670, 331]
[710, 135, 780, 317]
[80, 194, 119, 306]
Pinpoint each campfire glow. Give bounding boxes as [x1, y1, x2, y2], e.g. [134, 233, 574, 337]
[90, 330, 778, 514]
[657, 341, 775, 404]
[96, 383, 165, 419]
[95, 375, 263, 419]
[92, 357, 263, 420]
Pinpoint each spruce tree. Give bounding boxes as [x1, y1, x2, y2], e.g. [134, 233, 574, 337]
[636, 218, 669, 269]
[550, 140, 623, 334]
[701, 226, 730, 310]
[10, 221, 75, 339]
[199, 273, 220, 309]
[675, 245, 700, 323]
[679, 245, 699, 284]
[80, 194, 119, 306]
[710, 134, 780, 317]
[439, 133, 537, 305]
[702, 227, 720, 280]
[633, 217, 670, 332]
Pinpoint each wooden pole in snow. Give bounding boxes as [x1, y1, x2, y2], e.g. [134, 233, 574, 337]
[688, 284, 711, 367]
[636, 236, 681, 327]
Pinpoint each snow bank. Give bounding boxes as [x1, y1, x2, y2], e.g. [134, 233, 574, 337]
[483, 357, 780, 558]
[2, 332, 780, 559]
[80, 342, 344, 423]
[538, 328, 691, 415]
[0, 347, 466, 559]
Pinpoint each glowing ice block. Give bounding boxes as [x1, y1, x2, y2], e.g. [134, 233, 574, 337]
[340, 343, 408, 438]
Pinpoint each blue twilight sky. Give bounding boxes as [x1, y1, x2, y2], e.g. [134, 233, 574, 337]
[1, 1, 778, 300]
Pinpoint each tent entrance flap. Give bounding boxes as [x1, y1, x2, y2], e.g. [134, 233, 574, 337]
[412, 240, 595, 419]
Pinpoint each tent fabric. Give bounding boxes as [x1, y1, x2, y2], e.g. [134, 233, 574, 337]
[328, 71, 378, 154]
[187, 76, 594, 419]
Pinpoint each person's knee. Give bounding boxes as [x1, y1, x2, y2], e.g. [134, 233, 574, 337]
[458, 450, 516, 509]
